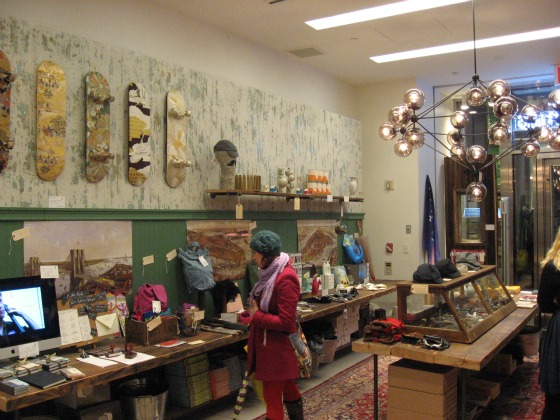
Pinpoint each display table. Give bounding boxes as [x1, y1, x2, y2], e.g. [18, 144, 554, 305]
[0, 287, 394, 415]
[352, 305, 539, 420]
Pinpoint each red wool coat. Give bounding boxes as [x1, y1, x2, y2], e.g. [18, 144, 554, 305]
[247, 264, 300, 381]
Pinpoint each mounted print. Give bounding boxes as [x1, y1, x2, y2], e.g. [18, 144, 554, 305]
[297, 220, 338, 266]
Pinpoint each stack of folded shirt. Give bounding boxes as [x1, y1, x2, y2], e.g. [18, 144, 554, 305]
[363, 317, 405, 344]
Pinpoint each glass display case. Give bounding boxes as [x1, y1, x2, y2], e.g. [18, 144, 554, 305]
[396, 266, 516, 343]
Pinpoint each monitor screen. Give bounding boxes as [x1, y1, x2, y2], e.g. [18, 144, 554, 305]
[0, 276, 61, 360]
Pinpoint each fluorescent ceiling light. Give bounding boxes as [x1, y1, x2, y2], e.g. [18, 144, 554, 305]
[305, 0, 469, 30]
[371, 27, 560, 63]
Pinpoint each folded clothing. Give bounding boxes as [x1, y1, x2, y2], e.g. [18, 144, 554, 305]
[363, 317, 405, 344]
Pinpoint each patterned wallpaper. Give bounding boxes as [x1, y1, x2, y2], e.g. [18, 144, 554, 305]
[0, 17, 362, 212]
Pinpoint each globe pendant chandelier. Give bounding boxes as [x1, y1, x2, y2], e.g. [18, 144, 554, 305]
[378, 0, 560, 202]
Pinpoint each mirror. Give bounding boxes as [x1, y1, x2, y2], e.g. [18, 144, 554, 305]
[453, 189, 485, 244]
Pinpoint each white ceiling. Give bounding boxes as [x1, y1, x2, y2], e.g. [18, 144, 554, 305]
[154, 0, 560, 87]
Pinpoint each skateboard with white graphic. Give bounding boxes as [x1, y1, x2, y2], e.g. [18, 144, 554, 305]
[166, 90, 191, 188]
[36, 60, 66, 181]
[85, 71, 114, 183]
[0, 50, 16, 172]
[128, 82, 151, 185]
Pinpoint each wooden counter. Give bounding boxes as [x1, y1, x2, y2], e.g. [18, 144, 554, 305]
[352, 305, 539, 419]
[0, 285, 395, 413]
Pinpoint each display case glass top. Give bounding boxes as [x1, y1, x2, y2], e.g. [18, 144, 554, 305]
[396, 266, 516, 343]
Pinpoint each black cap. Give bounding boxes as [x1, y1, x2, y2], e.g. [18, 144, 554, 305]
[412, 263, 443, 284]
[435, 259, 461, 279]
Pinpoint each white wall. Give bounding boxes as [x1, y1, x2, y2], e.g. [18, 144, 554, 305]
[3, 0, 359, 119]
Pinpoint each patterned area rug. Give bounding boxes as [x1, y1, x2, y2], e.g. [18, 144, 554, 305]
[254, 354, 544, 419]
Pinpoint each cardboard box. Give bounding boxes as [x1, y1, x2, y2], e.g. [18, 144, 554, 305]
[125, 316, 179, 345]
[56, 383, 111, 409]
[388, 385, 457, 417]
[388, 405, 456, 420]
[388, 359, 459, 395]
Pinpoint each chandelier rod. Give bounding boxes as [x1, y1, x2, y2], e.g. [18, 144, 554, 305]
[471, 0, 478, 76]
[417, 79, 473, 119]
[479, 137, 532, 171]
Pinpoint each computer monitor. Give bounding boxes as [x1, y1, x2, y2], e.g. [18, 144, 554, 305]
[0, 275, 61, 360]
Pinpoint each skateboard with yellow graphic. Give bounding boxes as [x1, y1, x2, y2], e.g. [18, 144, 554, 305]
[166, 90, 191, 188]
[85, 71, 114, 183]
[36, 61, 66, 181]
[0, 50, 16, 172]
[128, 82, 151, 185]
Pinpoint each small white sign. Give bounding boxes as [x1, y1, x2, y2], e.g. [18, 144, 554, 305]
[11, 227, 30, 241]
[166, 249, 177, 261]
[18, 342, 40, 359]
[343, 196, 350, 203]
[142, 255, 154, 265]
[411, 284, 429, 294]
[48, 196, 66, 208]
[326, 195, 333, 202]
[152, 301, 161, 313]
[40, 265, 60, 279]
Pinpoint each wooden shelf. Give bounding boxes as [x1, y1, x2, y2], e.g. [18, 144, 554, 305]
[205, 189, 363, 203]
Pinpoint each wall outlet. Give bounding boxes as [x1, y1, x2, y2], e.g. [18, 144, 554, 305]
[406, 225, 411, 234]
[384, 261, 392, 275]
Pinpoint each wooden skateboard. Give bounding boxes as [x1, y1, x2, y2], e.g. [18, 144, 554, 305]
[166, 90, 191, 188]
[36, 61, 66, 181]
[128, 82, 151, 185]
[0, 50, 16, 172]
[85, 71, 114, 183]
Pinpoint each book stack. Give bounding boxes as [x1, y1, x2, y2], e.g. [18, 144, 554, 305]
[209, 365, 230, 400]
[0, 367, 15, 381]
[209, 352, 242, 393]
[14, 362, 41, 378]
[164, 353, 212, 408]
[20, 370, 67, 389]
[0, 378, 29, 395]
[38, 356, 70, 373]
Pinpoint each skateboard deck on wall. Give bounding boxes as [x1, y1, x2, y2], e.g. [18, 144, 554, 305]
[85, 71, 114, 183]
[36, 61, 66, 181]
[166, 90, 191, 188]
[128, 82, 151, 186]
[0, 50, 16, 172]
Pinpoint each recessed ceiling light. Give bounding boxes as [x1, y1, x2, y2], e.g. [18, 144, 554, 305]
[305, 0, 469, 30]
[371, 27, 560, 63]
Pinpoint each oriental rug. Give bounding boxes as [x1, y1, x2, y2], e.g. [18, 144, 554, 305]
[254, 354, 544, 419]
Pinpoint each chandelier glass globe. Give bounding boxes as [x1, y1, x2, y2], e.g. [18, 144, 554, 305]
[450, 144, 467, 160]
[466, 87, 486, 107]
[535, 125, 552, 143]
[488, 122, 511, 145]
[522, 140, 540, 157]
[549, 129, 560, 151]
[487, 79, 511, 101]
[466, 145, 487, 164]
[450, 111, 469, 129]
[493, 96, 518, 120]
[394, 139, 413, 157]
[388, 105, 411, 128]
[548, 89, 560, 110]
[521, 105, 539, 125]
[466, 181, 487, 202]
[447, 129, 463, 146]
[404, 89, 425, 110]
[404, 127, 425, 149]
[379, 122, 397, 141]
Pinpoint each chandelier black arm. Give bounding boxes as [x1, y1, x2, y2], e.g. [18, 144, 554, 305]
[478, 137, 531, 171]
[417, 80, 473, 119]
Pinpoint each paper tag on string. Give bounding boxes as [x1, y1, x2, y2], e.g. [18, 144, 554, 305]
[146, 316, 162, 331]
[411, 284, 429, 294]
[294, 197, 300, 211]
[343, 196, 350, 203]
[142, 255, 154, 265]
[235, 204, 243, 219]
[166, 249, 177, 261]
[199, 255, 209, 267]
[12, 227, 30, 241]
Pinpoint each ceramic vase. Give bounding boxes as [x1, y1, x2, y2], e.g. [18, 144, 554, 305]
[349, 176, 358, 196]
[277, 168, 289, 193]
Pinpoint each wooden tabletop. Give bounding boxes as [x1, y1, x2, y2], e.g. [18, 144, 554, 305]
[352, 305, 539, 371]
[0, 285, 395, 412]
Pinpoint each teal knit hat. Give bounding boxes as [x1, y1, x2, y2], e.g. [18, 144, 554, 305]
[250, 230, 282, 257]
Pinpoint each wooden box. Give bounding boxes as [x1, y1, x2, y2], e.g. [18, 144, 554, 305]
[125, 316, 179, 345]
[396, 265, 517, 343]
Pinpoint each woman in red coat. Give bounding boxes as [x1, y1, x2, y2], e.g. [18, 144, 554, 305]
[247, 230, 303, 420]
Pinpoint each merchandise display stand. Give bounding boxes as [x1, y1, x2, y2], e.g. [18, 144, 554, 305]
[352, 305, 539, 420]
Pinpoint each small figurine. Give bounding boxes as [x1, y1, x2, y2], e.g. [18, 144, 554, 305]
[213, 140, 238, 190]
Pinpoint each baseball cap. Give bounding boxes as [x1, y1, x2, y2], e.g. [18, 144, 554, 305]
[412, 263, 443, 284]
[455, 252, 482, 271]
[435, 258, 461, 279]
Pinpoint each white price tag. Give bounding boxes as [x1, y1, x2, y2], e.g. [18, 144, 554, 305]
[199, 255, 209, 267]
[193, 310, 205, 321]
[411, 284, 429, 294]
[152, 301, 161, 313]
[321, 288, 329, 297]
[142, 255, 155, 265]
[343, 196, 350, 203]
[11, 227, 30, 241]
[294, 197, 300, 211]
[146, 316, 162, 331]
[40, 265, 60, 279]
[166, 249, 177, 261]
[326, 195, 333, 202]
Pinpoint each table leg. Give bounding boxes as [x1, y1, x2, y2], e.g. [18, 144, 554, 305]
[460, 368, 466, 420]
[374, 354, 378, 420]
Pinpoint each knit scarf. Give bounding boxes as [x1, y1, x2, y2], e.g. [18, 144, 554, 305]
[250, 252, 290, 313]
